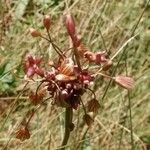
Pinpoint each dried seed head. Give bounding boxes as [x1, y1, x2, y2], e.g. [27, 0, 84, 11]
[87, 99, 100, 113]
[16, 126, 30, 141]
[83, 114, 94, 127]
[29, 28, 41, 37]
[43, 15, 51, 30]
[114, 75, 134, 90]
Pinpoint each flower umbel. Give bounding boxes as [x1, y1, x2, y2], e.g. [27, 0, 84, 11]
[17, 13, 135, 149]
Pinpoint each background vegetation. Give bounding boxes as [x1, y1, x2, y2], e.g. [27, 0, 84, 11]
[0, 0, 150, 149]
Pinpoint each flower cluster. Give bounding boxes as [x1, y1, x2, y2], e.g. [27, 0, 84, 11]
[16, 14, 134, 141]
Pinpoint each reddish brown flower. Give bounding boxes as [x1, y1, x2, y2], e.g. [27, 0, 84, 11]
[114, 75, 134, 90]
[16, 126, 30, 141]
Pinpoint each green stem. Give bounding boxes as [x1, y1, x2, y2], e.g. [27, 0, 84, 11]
[61, 107, 73, 150]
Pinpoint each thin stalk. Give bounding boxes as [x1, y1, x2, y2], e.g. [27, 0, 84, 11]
[128, 92, 135, 150]
[80, 97, 87, 115]
[124, 36, 134, 149]
[86, 88, 97, 100]
[46, 29, 64, 55]
[25, 109, 35, 127]
[40, 35, 65, 59]
[60, 107, 73, 150]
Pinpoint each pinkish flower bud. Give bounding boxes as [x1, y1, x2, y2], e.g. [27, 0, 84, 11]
[114, 75, 134, 90]
[43, 15, 51, 30]
[29, 28, 41, 37]
[64, 13, 76, 37]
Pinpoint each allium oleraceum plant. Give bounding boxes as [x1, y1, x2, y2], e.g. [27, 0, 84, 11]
[16, 13, 134, 149]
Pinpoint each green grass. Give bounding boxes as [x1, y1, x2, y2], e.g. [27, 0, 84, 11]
[0, 0, 150, 150]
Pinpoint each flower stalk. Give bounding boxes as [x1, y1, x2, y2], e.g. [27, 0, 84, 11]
[61, 107, 73, 150]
